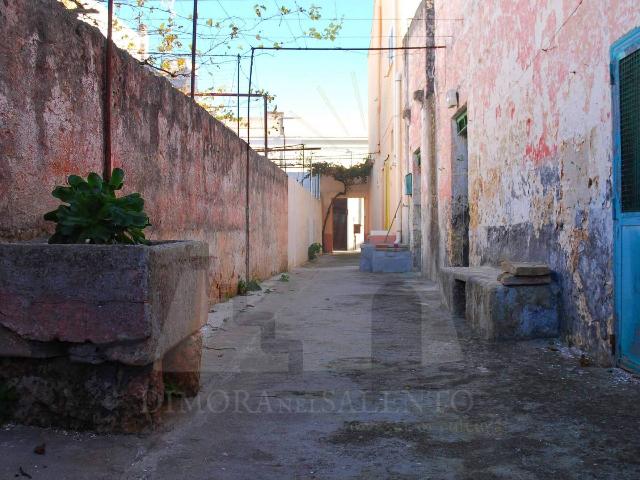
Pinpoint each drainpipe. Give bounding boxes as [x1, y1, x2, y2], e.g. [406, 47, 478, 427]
[394, 72, 403, 243]
[190, 0, 198, 99]
[103, 0, 114, 181]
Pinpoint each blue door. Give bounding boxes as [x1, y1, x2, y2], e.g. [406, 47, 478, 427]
[613, 28, 640, 372]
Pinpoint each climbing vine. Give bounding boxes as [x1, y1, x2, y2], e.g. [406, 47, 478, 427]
[310, 158, 373, 251]
[61, 0, 343, 122]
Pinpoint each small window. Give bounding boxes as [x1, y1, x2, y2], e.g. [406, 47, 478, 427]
[405, 173, 413, 196]
[455, 111, 468, 137]
[413, 148, 421, 166]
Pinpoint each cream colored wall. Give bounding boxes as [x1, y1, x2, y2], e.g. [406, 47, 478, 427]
[347, 198, 366, 250]
[287, 178, 323, 269]
[367, 0, 420, 241]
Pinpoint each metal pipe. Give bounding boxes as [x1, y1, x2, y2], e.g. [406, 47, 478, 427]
[103, 0, 114, 181]
[254, 146, 321, 153]
[301, 145, 305, 185]
[194, 92, 263, 98]
[245, 47, 255, 282]
[310, 154, 314, 197]
[263, 95, 268, 161]
[254, 46, 446, 51]
[190, 0, 198, 99]
[237, 54, 241, 135]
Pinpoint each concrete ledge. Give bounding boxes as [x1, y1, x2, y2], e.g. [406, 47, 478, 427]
[360, 244, 412, 273]
[360, 244, 374, 271]
[440, 266, 560, 340]
[0, 241, 209, 365]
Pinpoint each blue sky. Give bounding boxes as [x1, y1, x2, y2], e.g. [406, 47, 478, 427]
[113, 0, 375, 138]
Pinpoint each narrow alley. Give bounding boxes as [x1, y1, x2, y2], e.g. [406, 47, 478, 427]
[2, 253, 639, 479]
[2, 0, 640, 478]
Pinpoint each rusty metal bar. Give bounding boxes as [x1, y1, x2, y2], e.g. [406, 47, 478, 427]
[103, 0, 114, 181]
[245, 47, 255, 282]
[301, 145, 305, 184]
[190, 0, 198, 99]
[237, 54, 241, 135]
[253, 146, 321, 153]
[194, 92, 263, 98]
[264, 95, 268, 161]
[310, 154, 315, 198]
[254, 46, 447, 51]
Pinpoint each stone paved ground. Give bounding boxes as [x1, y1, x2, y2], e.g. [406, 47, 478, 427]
[1, 253, 640, 479]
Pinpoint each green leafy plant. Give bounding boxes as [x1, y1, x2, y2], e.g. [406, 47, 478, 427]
[44, 168, 151, 245]
[237, 278, 262, 296]
[308, 242, 323, 261]
[0, 383, 17, 424]
[238, 279, 249, 295]
[163, 380, 186, 400]
[279, 273, 290, 282]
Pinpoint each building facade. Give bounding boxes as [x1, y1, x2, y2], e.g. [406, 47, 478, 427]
[368, 0, 422, 257]
[371, 0, 640, 367]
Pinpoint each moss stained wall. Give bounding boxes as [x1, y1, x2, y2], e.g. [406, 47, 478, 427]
[428, 0, 639, 363]
[0, 0, 288, 302]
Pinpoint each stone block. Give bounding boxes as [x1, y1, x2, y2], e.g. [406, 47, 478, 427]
[360, 244, 374, 272]
[371, 249, 413, 273]
[163, 331, 203, 397]
[498, 273, 551, 286]
[0, 326, 65, 359]
[0, 357, 164, 433]
[0, 241, 210, 365]
[500, 261, 551, 277]
[440, 267, 559, 340]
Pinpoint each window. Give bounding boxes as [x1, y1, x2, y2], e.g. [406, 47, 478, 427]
[620, 47, 640, 212]
[455, 111, 468, 137]
[414, 148, 421, 167]
[388, 28, 394, 66]
[405, 173, 413, 196]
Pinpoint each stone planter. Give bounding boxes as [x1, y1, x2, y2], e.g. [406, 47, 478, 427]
[0, 241, 209, 431]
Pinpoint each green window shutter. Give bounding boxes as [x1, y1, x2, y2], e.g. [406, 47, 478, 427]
[456, 111, 468, 136]
[620, 48, 640, 212]
[405, 173, 413, 196]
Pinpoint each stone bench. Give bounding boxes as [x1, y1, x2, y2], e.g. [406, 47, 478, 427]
[439, 266, 560, 340]
[0, 241, 209, 432]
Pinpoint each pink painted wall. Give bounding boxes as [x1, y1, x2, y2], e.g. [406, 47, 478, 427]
[429, 0, 639, 363]
[0, 0, 288, 302]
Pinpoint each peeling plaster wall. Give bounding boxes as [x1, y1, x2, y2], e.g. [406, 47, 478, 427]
[403, 2, 428, 269]
[0, 0, 288, 303]
[431, 0, 639, 364]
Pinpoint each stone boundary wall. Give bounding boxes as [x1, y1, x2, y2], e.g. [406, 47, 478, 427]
[0, 0, 288, 302]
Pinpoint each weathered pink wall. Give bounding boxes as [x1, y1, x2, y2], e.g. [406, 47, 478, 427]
[0, 0, 288, 302]
[429, 0, 639, 363]
[403, 2, 430, 269]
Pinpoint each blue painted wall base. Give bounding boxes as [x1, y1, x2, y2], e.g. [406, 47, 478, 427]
[360, 244, 413, 273]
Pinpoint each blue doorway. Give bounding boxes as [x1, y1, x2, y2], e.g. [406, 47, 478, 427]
[612, 28, 640, 372]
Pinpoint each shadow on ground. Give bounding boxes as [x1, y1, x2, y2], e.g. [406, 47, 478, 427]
[1, 253, 639, 479]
